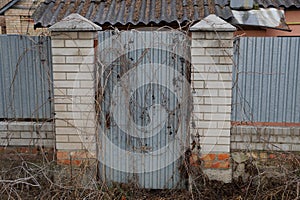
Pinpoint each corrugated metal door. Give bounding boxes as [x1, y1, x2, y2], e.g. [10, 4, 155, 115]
[0, 35, 53, 120]
[97, 31, 191, 189]
[232, 37, 300, 123]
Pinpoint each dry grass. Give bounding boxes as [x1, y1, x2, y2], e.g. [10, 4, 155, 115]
[0, 151, 300, 200]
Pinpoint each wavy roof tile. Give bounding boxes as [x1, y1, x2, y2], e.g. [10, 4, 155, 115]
[32, 0, 300, 28]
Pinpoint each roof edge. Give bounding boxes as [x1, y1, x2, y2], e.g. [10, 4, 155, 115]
[0, 0, 20, 15]
[49, 13, 102, 32]
[190, 14, 236, 32]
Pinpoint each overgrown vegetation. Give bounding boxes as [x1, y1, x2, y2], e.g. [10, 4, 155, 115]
[0, 151, 299, 200]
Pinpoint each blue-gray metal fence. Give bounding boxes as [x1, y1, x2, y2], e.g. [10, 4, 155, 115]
[232, 37, 300, 123]
[0, 35, 53, 120]
[97, 31, 191, 189]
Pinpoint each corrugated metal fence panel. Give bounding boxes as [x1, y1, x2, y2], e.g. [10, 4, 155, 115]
[98, 31, 190, 189]
[232, 37, 300, 123]
[0, 35, 53, 120]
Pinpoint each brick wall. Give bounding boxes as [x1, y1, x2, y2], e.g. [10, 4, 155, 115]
[231, 126, 300, 151]
[190, 15, 236, 183]
[0, 121, 54, 148]
[51, 31, 98, 164]
[191, 31, 233, 152]
[3, 0, 47, 35]
[50, 14, 101, 165]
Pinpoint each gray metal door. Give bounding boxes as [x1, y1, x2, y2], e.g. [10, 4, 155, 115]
[97, 31, 191, 189]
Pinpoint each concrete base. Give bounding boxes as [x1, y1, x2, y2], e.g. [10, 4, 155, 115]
[203, 168, 232, 183]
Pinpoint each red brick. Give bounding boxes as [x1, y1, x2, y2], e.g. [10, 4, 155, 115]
[32, 148, 37, 154]
[18, 147, 29, 153]
[203, 161, 212, 168]
[269, 154, 276, 159]
[57, 151, 94, 166]
[57, 159, 81, 166]
[72, 160, 82, 166]
[201, 154, 216, 161]
[57, 159, 71, 165]
[57, 151, 69, 160]
[70, 151, 93, 159]
[204, 161, 230, 169]
[217, 153, 230, 160]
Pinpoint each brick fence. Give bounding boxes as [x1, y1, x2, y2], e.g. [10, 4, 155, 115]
[47, 14, 238, 183]
[0, 121, 54, 147]
[49, 14, 100, 165]
[231, 126, 300, 151]
[190, 14, 236, 183]
[0, 11, 300, 187]
[0, 121, 54, 160]
[47, 14, 237, 183]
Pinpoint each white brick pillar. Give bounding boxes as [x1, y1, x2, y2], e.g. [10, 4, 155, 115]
[49, 14, 101, 165]
[190, 15, 236, 183]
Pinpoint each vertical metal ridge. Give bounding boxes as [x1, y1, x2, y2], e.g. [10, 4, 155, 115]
[0, 35, 53, 120]
[233, 37, 300, 123]
[98, 30, 189, 189]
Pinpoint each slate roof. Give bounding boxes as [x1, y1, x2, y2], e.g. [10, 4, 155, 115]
[33, 0, 300, 28]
